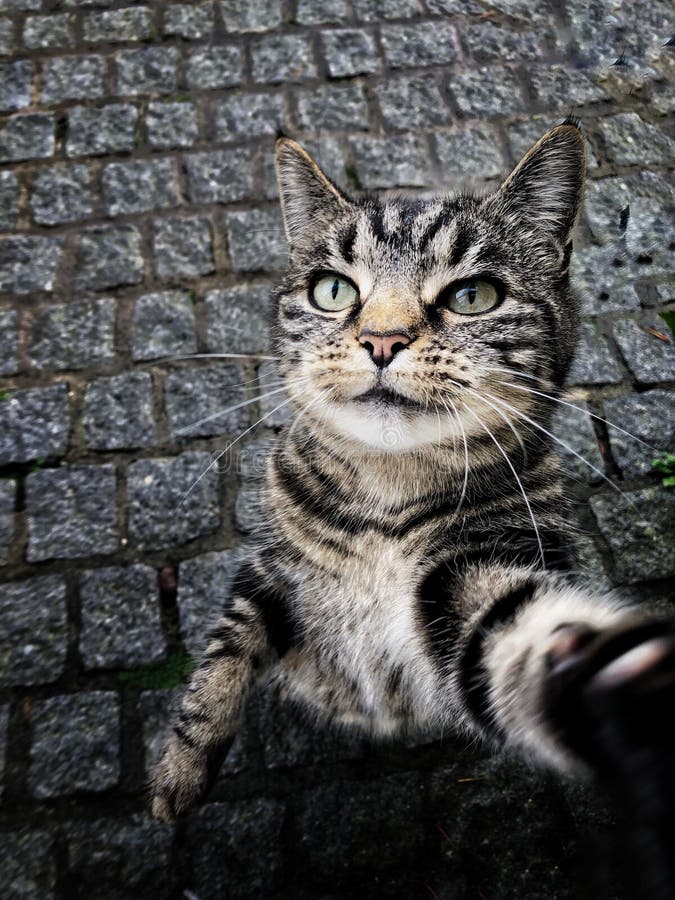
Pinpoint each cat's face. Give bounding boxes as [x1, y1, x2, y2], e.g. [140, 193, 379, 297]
[274, 126, 585, 453]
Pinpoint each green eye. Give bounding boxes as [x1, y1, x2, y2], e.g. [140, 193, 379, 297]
[444, 280, 500, 315]
[310, 275, 358, 311]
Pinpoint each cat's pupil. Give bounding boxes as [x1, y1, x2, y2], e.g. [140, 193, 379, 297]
[460, 284, 476, 304]
[331, 279, 339, 300]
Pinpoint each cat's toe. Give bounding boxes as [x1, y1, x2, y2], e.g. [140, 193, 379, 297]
[150, 737, 211, 822]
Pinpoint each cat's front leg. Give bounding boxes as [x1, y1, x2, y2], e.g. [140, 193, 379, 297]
[151, 563, 289, 822]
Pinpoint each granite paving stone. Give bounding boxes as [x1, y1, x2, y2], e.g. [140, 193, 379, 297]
[31, 163, 93, 226]
[219, 0, 282, 33]
[139, 687, 181, 775]
[115, 46, 178, 95]
[256, 360, 292, 426]
[83, 6, 152, 43]
[597, 113, 675, 166]
[185, 148, 253, 204]
[234, 484, 264, 533]
[349, 134, 431, 189]
[590, 488, 675, 584]
[186, 44, 243, 90]
[613, 319, 675, 384]
[225, 207, 287, 272]
[30, 297, 116, 371]
[567, 322, 623, 386]
[214, 91, 285, 139]
[153, 215, 214, 279]
[603, 390, 674, 477]
[0, 831, 56, 900]
[251, 33, 317, 84]
[28, 692, 120, 797]
[550, 400, 604, 485]
[132, 290, 197, 361]
[204, 282, 272, 355]
[296, 82, 369, 132]
[460, 21, 544, 63]
[436, 127, 504, 182]
[0, 59, 31, 113]
[74, 224, 144, 292]
[377, 76, 449, 131]
[102, 158, 179, 217]
[381, 21, 457, 68]
[79, 564, 166, 669]
[164, 2, 213, 39]
[0, 383, 69, 465]
[0, 113, 54, 163]
[237, 436, 275, 479]
[83, 372, 156, 449]
[0, 704, 7, 798]
[528, 65, 607, 111]
[0, 169, 18, 230]
[571, 245, 642, 316]
[126, 452, 220, 551]
[146, 101, 198, 148]
[450, 68, 525, 118]
[0, 575, 67, 686]
[353, 0, 421, 17]
[0, 307, 19, 375]
[321, 28, 379, 78]
[165, 363, 247, 438]
[0, 478, 15, 565]
[26, 465, 118, 561]
[41, 55, 105, 105]
[23, 12, 73, 49]
[66, 103, 137, 157]
[186, 799, 285, 900]
[177, 548, 242, 654]
[0, 17, 13, 55]
[0, 235, 63, 293]
[297, 0, 350, 24]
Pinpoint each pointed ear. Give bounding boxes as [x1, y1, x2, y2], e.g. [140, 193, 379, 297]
[496, 124, 586, 244]
[275, 137, 350, 250]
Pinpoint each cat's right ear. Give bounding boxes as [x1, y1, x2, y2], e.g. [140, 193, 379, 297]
[275, 138, 350, 251]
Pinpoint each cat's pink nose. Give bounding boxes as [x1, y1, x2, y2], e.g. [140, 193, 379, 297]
[358, 330, 412, 367]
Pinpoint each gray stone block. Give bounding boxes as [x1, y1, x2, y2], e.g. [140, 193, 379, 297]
[26, 465, 118, 561]
[132, 290, 197, 361]
[84, 372, 157, 450]
[436, 127, 504, 182]
[234, 485, 264, 533]
[450, 67, 525, 118]
[127, 452, 220, 551]
[65, 815, 173, 900]
[590, 488, 675, 584]
[30, 297, 116, 371]
[296, 82, 369, 132]
[354, 0, 420, 16]
[219, 0, 282, 32]
[381, 21, 457, 68]
[461, 20, 544, 63]
[186, 44, 243, 90]
[566, 0, 671, 63]
[28, 692, 120, 797]
[75, 224, 144, 292]
[251, 33, 317, 83]
[0, 0, 41, 8]
[164, 2, 213, 39]
[186, 799, 285, 900]
[237, 436, 274, 479]
[0, 479, 15, 565]
[377, 75, 449, 131]
[204, 282, 272, 355]
[0, 113, 54, 163]
[0, 17, 13, 56]
[567, 322, 623, 386]
[0, 235, 64, 294]
[0, 383, 69, 465]
[41, 55, 105, 104]
[297, 0, 350, 24]
[115, 46, 178, 95]
[154, 215, 214, 279]
[613, 319, 675, 384]
[31, 163, 93, 226]
[257, 361, 292, 426]
[321, 28, 379, 77]
[598, 113, 675, 166]
[529, 65, 606, 111]
[79, 564, 166, 670]
[67, 103, 137, 157]
[0, 59, 31, 113]
[139, 687, 181, 775]
[178, 548, 242, 654]
[0, 831, 56, 900]
[550, 400, 604, 485]
[349, 134, 431, 189]
[225, 207, 287, 272]
[0, 308, 19, 375]
[0, 704, 7, 798]
[215, 91, 285, 139]
[165, 363, 247, 439]
[83, 6, 152, 42]
[103, 158, 179, 217]
[146, 101, 198, 148]
[0, 169, 18, 230]
[0, 575, 67, 686]
[603, 390, 674, 478]
[23, 13, 73, 49]
[571, 245, 641, 316]
[185, 148, 253, 204]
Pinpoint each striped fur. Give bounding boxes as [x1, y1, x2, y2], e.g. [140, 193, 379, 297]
[151, 124, 664, 822]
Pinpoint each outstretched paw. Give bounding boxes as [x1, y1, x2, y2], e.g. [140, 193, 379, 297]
[151, 734, 214, 823]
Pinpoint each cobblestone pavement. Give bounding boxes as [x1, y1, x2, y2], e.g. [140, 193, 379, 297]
[1, 0, 674, 897]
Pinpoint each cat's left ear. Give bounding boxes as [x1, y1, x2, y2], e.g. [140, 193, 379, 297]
[496, 123, 586, 245]
[275, 137, 351, 251]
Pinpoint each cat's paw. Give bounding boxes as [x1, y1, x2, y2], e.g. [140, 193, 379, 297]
[151, 734, 212, 823]
[543, 619, 675, 779]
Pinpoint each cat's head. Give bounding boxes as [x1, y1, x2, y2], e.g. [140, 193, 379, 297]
[273, 123, 586, 453]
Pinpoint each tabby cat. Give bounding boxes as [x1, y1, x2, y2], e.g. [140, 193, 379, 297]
[152, 124, 675, 868]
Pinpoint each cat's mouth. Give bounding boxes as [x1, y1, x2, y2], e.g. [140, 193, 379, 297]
[352, 387, 424, 411]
